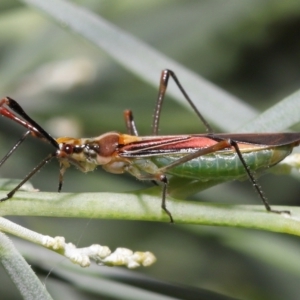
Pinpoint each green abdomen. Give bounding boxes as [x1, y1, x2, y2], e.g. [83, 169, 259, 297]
[151, 146, 292, 180]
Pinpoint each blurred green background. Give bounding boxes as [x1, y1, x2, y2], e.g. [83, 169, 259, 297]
[1, 1, 300, 299]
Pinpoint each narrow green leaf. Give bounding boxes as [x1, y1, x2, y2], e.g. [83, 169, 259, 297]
[0, 232, 52, 300]
[19, 0, 258, 131]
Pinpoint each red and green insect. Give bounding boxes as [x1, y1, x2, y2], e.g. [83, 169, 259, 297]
[0, 70, 298, 222]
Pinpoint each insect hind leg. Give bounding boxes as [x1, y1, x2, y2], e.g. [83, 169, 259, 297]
[229, 139, 290, 215]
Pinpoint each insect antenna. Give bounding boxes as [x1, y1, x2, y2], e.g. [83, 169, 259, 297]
[0, 97, 60, 201]
[3, 97, 59, 149]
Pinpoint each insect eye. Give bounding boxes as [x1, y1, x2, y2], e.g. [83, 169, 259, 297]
[63, 144, 73, 154]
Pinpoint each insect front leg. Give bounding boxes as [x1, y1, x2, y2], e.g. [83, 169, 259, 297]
[0, 131, 31, 167]
[0, 153, 57, 201]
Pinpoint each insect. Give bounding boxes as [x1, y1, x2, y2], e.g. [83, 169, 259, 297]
[0, 69, 299, 222]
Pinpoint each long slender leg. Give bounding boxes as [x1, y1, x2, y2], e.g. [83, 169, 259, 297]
[0, 131, 31, 167]
[160, 175, 173, 223]
[230, 140, 289, 214]
[150, 70, 221, 221]
[152, 69, 213, 135]
[127, 167, 173, 222]
[0, 153, 57, 201]
[123, 110, 138, 136]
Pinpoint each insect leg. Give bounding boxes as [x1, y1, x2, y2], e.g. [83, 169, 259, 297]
[152, 69, 213, 135]
[158, 140, 232, 173]
[123, 109, 138, 136]
[230, 140, 290, 215]
[159, 174, 173, 223]
[0, 152, 57, 201]
[142, 173, 173, 223]
[0, 131, 31, 167]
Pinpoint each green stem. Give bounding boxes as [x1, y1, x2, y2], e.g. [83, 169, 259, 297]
[1, 188, 300, 236]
